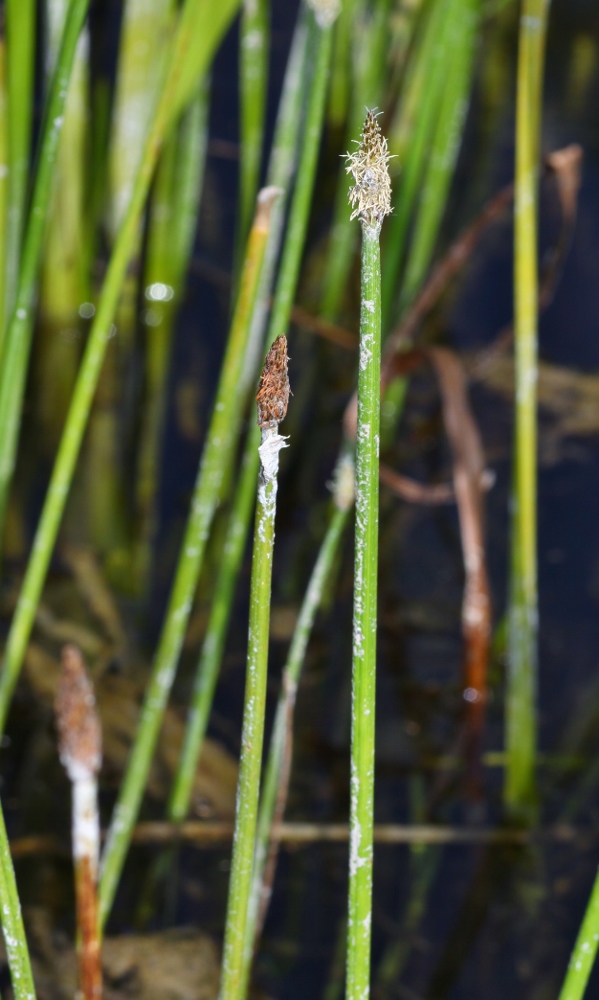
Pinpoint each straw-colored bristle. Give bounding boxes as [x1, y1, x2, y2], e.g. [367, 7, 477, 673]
[256, 334, 290, 429]
[345, 110, 392, 233]
[55, 645, 102, 781]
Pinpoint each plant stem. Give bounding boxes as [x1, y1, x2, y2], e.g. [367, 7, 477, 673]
[99, 187, 279, 928]
[219, 336, 289, 1000]
[4, 0, 35, 331]
[505, 0, 550, 826]
[241, 452, 354, 989]
[169, 436, 259, 821]
[0, 801, 36, 1000]
[239, 0, 269, 246]
[558, 866, 599, 1000]
[0, 0, 239, 735]
[0, 0, 90, 538]
[344, 108, 391, 999]
[347, 226, 381, 1000]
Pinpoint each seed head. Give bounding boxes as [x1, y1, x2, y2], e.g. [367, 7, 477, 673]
[256, 335, 290, 430]
[55, 645, 102, 781]
[345, 110, 392, 233]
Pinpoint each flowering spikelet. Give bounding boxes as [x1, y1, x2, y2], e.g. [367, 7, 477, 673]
[256, 335, 290, 429]
[345, 110, 392, 233]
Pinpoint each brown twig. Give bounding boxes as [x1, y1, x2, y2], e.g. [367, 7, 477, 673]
[428, 348, 491, 798]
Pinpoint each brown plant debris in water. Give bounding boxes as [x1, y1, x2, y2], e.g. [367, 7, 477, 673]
[256, 334, 290, 429]
[345, 109, 392, 232]
[55, 644, 102, 779]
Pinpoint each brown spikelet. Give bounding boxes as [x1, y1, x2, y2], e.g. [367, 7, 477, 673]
[345, 109, 392, 231]
[55, 645, 102, 778]
[256, 335, 290, 429]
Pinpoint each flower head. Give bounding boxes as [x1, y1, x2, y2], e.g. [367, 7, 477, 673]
[345, 110, 392, 233]
[256, 335, 290, 429]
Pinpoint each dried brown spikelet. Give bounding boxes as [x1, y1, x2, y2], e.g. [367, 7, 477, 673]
[345, 109, 392, 232]
[256, 334, 290, 429]
[55, 644, 102, 779]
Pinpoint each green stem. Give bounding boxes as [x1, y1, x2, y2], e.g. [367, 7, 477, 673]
[99, 187, 277, 928]
[347, 227, 382, 1000]
[267, 11, 333, 344]
[168, 432, 259, 821]
[219, 424, 287, 1000]
[505, 0, 550, 826]
[0, 0, 90, 538]
[241, 453, 354, 989]
[239, 0, 269, 245]
[0, 38, 9, 355]
[4, 0, 35, 331]
[0, 0, 240, 736]
[558, 866, 599, 1000]
[0, 800, 36, 1000]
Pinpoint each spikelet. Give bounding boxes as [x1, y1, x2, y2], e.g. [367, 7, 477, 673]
[345, 110, 392, 233]
[256, 335, 290, 430]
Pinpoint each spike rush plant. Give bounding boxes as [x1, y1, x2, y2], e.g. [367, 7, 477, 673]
[344, 110, 392, 1000]
[219, 335, 290, 1000]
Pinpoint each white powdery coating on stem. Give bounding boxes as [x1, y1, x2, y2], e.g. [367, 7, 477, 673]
[72, 773, 100, 875]
[257, 427, 289, 514]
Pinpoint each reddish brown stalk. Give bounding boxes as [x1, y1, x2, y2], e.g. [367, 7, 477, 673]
[55, 644, 103, 1000]
[428, 348, 491, 798]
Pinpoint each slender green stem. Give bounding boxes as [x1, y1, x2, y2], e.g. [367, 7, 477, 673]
[134, 77, 209, 592]
[108, 0, 173, 238]
[267, 11, 333, 343]
[239, 0, 269, 245]
[399, 0, 479, 311]
[0, 38, 9, 355]
[0, 800, 36, 1000]
[505, 0, 550, 826]
[220, 389, 289, 1000]
[347, 227, 382, 1000]
[4, 0, 35, 331]
[344, 108, 390, 999]
[99, 188, 278, 928]
[168, 433, 259, 821]
[241, 452, 354, 990]
[0, 0, 90, 538]
[0, 0, 239, 736]
[558, 866, 599, 1000]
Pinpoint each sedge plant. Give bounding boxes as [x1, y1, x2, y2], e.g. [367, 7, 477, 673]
[0, 0, 240, 735]
[344, 109, 392, 1000]
[169, 0, 337, 825]
[219, 334, 290, 1000]
[99, 185, 280, 927]
[505, 0, 551, 826]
